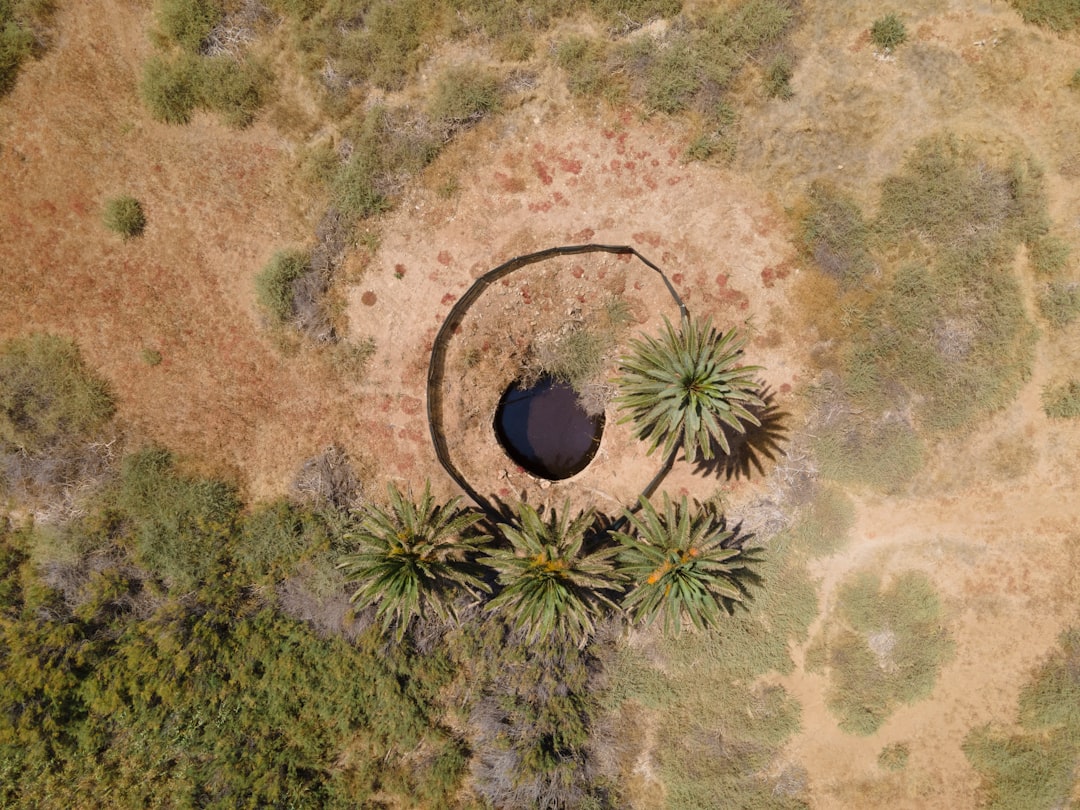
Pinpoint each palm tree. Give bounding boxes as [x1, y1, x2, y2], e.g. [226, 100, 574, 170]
[483, 501, 622, 647]
[337, 482, 489, 640]
[615, 315, 764, 463]
[613, 494, 758, 634]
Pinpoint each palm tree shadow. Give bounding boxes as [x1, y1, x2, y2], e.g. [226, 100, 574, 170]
[693, 384, 790, 481]
[708, 512, 764, 615]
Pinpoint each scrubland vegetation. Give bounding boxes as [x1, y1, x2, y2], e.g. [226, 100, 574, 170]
[4, 0, 1080, 807]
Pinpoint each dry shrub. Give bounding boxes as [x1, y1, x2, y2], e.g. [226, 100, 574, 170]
[291, 444, 363, 511]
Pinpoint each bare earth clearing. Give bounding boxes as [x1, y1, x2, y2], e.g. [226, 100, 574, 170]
[1, 0, 1078, 807]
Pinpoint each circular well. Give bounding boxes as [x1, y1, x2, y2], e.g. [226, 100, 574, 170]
[493, 375, 605, 480]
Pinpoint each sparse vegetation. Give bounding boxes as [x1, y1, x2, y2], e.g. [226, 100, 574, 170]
[878, 742, 910, 771]
[0, 0, 52, 96]
[1037, 280, 1080, 328]
[1041, 379, 1080, 418]
[1009, 0, 1080, 31]
[0, 334, 113, 453]
[798, 181, 875, 286]
[813, 570, 954, 735]
[102, 195, 146, 238]
[870, 14, 907, 51]
[964, 627, 1080, 809]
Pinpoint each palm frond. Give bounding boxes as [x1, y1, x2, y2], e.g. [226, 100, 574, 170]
[615, 315, 764, 462]
[483, 500, 623, 647]
[614, 493, 756, 634]
[337, 481, 489, 640]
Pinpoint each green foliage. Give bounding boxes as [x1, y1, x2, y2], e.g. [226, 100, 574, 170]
[237, 499, 326, 584]
[337, 482, 487, 640]
[815, 570, 954, 735]
[1070, 67, 1080, 89]
[1041, 379, 1080, 418]
[555, 35, 610, 98]
[602, 521, 816, 807]
[1037, 280, 1080, 328]
[196, 55, 270, 127]
[588, 0, 681, 22]
[116, 447, 240, 591]
[790, 486, 856, 557]
[878, 742, 910, 771]
[798, 181, 875, 286]
[140, 347, 163, 366]
[1028, 234, 1070, 275]
[140, 53, 200, 124]
[616, 315, 763, 463]
[1009, 0, 1080, 31]
[141, 53, 268, 127]
[0, 333, 113, 453]
[255, 248, 309, 326]
[156, 0, 223, 51]
[870, 13, 907, 50]
[331, 105, 439, 220]
[0, 0, 51, 96]
[102, 195, 146, 238]
[814, 135, 1040, 444]
[614, 494, 760, 634]
[763, 51, 795, 99]
[428, 64, 502, 130]
[484, 501, 621, 646]
[964, 628, 1080, 808]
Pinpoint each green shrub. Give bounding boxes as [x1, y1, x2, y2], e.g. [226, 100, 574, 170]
[763, 51, 794, 98]
[1070, 67, 1080, 88]
[255, 249, 309, 326]
[964, 628, 1080, 808]
[878, 742, 910, 771]
[0, 334, 113, 452]
[140, 348, 163, 366]
[1028, 233, 1070, 275]
[1042, 379, 1080, 418]
[813, 416, 923, 494]
[1037, 281, 1080, 328]
[156, 0, 223, 52]
[870, 13, 907, 50]
[428, 64, 502, 130]
[1009, 0, 1080, 31]
[555, 36, 613, 98]
[588, 0, 682, 23]
[116, 447, 240, 590]
[331, 106, 439, 220]
[140, 53, 200, 124]
[237, 500, 326, 583]
[818, 570, 954, 735]
[0, 18, 34, 95]
[798, 181, 875, 286]
[102, 195, 146, 239]
[196, 55, 269, 127]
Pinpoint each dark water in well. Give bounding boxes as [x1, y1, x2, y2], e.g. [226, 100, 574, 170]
[494, 376, 604, 480]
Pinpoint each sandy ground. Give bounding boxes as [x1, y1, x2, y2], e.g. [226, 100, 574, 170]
[1, 0, 1078, 807]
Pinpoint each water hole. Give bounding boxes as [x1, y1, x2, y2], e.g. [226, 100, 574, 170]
[493, 375, 604, 480]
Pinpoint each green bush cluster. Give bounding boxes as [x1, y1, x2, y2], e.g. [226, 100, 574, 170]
[964, 627, 1080, 808]
[102, 195, 146, 239]
[0, 0, 51, 96]
[814, 570, 954, 735]
[797, 181, 876, 286]
[428, 64, 503, 131]
[870, 13, 907, 50]
[0, 517, 466, 809]
[155, 0, 223, 52]
[1041, 379, 1080, 418]
[1037, 280, 1080, 328]
[254, 248, 310, 326]
[0, 334, 113, 453]
[141, 53, 269, 127]
[1009, 0, 1080, 31]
